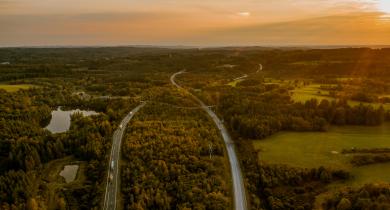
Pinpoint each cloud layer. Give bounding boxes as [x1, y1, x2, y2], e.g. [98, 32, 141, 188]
[0, 0, 390, 46]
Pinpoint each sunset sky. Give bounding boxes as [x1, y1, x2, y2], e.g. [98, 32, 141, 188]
[1, 0, 390, 46]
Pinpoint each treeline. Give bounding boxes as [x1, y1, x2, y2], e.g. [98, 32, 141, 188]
[121, 92, 231, 210]
[351, 154, 390, 166]
[340, 148, 390, 166]
[2, 47, 390, 87]
[234, 138, 350, 210]
[322, 184, 390, 210]
[258, 165, 349, 210]
[343, 148, 390, 154]
[241, 48, 390, 78]
[218, 89, 387, 140]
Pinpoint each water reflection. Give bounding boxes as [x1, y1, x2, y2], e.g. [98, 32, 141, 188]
[45, 107, 98, 133]
[59, 165, 79, 183]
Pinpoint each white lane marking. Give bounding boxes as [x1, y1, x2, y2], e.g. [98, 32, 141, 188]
[171, 71, 247, 210]
[103, 103, 146, 210]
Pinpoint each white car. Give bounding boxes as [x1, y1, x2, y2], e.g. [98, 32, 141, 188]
[119, 124, 123, 129]
[111, 160, 115, 170]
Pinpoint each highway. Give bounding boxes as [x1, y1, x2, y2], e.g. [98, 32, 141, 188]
[103, 102, 146, 210]
[233, 74, 248, 81]
[171, 71, 248, 210]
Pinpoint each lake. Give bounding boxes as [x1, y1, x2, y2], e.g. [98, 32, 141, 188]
[45, 107, 98, 133]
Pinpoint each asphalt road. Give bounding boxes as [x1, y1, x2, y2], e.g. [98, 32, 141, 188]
[233, 74, 248, 81]
[103, 102, 146, 210]
[171, 71, 248, 210]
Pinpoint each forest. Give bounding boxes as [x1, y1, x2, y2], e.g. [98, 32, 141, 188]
[0, 47, 390, 209]
[0, 84, 137, 209]
[173, 48, 390, 209]
[120, 88, 231, 210]
[322, 183, 390, 210]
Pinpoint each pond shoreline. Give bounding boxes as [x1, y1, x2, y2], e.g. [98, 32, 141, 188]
[59, 164, 79, 183]
[45, 106, 98, 133]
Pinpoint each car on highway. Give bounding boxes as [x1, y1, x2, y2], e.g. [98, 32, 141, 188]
[111, 160, 115, 170]
[119, 124, 123, 129]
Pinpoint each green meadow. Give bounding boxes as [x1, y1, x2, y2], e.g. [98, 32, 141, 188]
[291, 84, 390, 110]
[0, 84, 37, 92]
[227, 79, 244, 87]
[291, 84, 334, 102]
[254, 123, 390, 186]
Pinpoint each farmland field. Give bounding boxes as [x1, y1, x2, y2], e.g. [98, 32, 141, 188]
[254, 123, 390, 186]
[0, 84, 37, 92]
[291, 84, 390, 110]
[227, 79, 244, 87]
[291, 84, 334, 102]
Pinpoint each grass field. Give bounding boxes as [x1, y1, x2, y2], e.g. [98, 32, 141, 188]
[291, 84, 334, 102]
[253, 123, 390, 186]
[291, 84, 390, 110]
[0, 84, 37, 92]
[39, 156, 86, 208]
[227, 79, 244, 87]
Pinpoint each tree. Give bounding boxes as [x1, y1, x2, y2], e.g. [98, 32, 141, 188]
[26, 198, 38, 210]
[336, 198, 352, 210]
[57, 197, 66, 210]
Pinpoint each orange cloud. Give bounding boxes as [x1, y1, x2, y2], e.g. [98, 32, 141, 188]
[1, 1, 390, 46]
[205, 12, 390, 46]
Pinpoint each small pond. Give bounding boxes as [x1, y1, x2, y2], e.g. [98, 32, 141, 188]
[59, 165, 79, 183]
[45, 107, 98, 133]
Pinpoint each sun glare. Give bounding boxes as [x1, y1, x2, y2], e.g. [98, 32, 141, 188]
[378, 0, 390, 13]
[375, 0, 390, 21]
[237, 12, 251, 17]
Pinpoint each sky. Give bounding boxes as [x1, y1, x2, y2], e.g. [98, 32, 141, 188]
[1, 0, 390, 46]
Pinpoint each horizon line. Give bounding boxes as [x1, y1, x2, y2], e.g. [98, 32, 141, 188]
[1, 44, 390, 50]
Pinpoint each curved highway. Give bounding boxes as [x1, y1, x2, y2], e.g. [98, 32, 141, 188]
[103, 102, 146, 210]
[171, 71, 248, 210]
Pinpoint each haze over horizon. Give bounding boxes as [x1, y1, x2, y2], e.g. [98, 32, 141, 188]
[1, 0, 390, 47]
